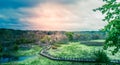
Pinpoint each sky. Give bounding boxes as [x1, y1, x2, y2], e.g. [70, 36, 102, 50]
[0, 0, 107, 31]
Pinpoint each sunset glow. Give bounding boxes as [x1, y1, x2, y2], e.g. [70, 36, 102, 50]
[20, 3, 78, 31]
[0, 0, 107, 31]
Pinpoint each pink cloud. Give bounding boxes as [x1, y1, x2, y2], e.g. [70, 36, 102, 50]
[18, 0, 106, 31]
[19, 3, 78, 31]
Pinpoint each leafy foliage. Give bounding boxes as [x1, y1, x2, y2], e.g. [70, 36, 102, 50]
[15, 38, 35, 45]
[13, 44, 19, 51]
[73, 31, 106, 41]
[104, 20, 120, 55]
[40, 35, 51, 43]
[94, 50, 110, 62]
[94, 0, 120, 54]
[94, 0, 120, 22]
[65, 32, 74, 41]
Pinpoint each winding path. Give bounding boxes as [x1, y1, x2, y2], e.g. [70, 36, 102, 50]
[40, 45, 120, 64]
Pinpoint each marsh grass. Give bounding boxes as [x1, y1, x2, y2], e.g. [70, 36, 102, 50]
[48, 42, 101, 58]
[1, 42, 120, 65]
[48, 42, 120, 60]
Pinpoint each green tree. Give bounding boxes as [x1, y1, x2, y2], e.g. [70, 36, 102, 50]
[65, 32, 74, 41]
[40, 35, 51, 43]
[94, 0, 120, 54]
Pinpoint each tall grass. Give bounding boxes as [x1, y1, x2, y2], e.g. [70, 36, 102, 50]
[48, 42, 100, 58]
[48, 42, 120, 60]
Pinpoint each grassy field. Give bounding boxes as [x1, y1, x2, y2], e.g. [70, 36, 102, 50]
[49, 42, 101, 58]
[1, 42, 120, 65]
[1, 44, 104, 65]
[48, 42, 120, 60]
[90, 40, 105, 42]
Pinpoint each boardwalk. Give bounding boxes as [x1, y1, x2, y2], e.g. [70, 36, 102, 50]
[40, 46, 120, 64]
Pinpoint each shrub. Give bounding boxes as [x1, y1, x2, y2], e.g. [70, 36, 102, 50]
[40, 35, 51, 43]
[40, 39, 46, 43]
[65, 32, 73, 41]
[51, 45, 57, 49]
[52, 43, 61, 47]
[94, 50, 110, 63]
[0, 44, 2, 52]
[13, 44, 19, 51]
[2, 52, 12, 58]
[15, 38, 35, 45]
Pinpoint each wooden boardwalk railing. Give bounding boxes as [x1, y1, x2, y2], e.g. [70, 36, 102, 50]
[40, 46, 120, 64]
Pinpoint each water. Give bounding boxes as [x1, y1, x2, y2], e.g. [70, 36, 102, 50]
[0, 55, 35, 63]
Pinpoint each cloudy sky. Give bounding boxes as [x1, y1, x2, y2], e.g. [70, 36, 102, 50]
[0, 0, 107, 31]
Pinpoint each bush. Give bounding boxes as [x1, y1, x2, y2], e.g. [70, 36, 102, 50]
[52, 43, 61, 47]
[51, 45, 57, 49]
[40, 35, 51, 43]
[0, 44, 2, 52]
[65, 32, 73, 41]
[15, 38, 35, 45]
[94, 50, 110, 63]
[40, 39, 46, 43]
[2, 52, 12, 58]
[13, 44, 19, 51]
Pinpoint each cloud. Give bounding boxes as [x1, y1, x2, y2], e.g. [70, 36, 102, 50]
[0, 0, 80, 9]
[19, 0, 106, 31]
[0, 8, 30, 30]
[44, 0, 82, 4]
[0, 0, 107, 31]
[0, 0, 41, 9]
